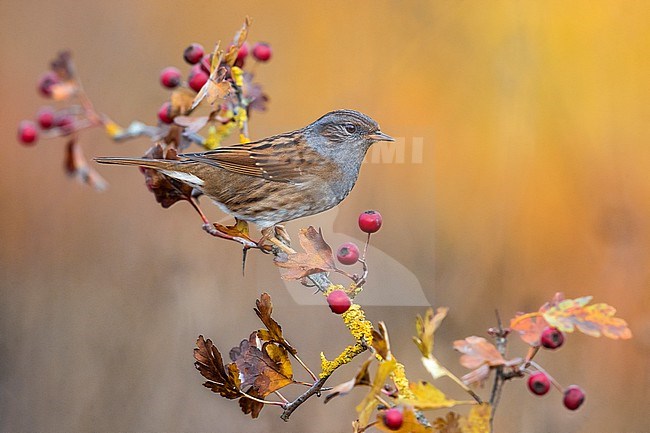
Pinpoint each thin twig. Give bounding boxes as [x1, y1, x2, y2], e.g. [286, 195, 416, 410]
[239, 390, 285, 407]
[290, 352, 318, 382]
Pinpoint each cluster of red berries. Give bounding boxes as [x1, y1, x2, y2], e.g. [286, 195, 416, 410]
[526, 326, 585, 410]
[326, 210, 383, 315]
[17, 105, 77, 146]
[157, 41, 272, 125]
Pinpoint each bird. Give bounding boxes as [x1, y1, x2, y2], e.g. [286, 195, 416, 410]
[95, 109, 393, 248]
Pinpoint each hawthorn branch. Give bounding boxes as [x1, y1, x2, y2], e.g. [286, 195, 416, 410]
[489, 310, 509, 431]
[280, 376, 329, 421]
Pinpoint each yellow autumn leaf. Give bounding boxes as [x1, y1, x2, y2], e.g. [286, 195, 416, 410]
[414, 307, 449, 357]
[402, 381, 474, 410]
[459, 404, 491, 433]
[356, 358, 397, 427]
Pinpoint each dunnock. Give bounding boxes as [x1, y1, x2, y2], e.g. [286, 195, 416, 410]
[95, 109, 393, 242]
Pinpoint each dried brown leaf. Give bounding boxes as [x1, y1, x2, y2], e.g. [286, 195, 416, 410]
[239, 388, 265, 419]
[274, 226, 338, 280]
[254, 293, 297, 354]
[140, 143, 194, 208]
[230, 333, 293, 397]
[193, 335, 242, 399]
[223, 17, 252, 66]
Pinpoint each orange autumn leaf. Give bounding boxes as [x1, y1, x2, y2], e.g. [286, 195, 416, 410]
[509, 313, 551, 346]
[542, 295, 632, 339]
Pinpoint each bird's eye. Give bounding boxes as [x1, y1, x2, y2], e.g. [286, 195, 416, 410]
[344, 123, 357, 134]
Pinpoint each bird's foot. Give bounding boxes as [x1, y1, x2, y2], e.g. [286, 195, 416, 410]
[203, 220, 271, 252]
[274, 225, 292, 246]
[260, 227, 296, 255]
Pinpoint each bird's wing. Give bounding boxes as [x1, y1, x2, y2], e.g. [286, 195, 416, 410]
[180, 131, 313, 183]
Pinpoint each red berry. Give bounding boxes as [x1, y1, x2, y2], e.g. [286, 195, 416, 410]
[358, 210, 383, 234]
[563, 385, 585, 410]
[383, 408, 403, 431]
[337, 242, 360, 265]
[17, 120, 38, 145]
[157, 101, 174, 124]
[540, 327, 564, 350]
[36, 106, 55, 129]
[527, 372, 551, 396]
[188, 67, 209, 92]
[160, 66, 182, 88]
[183, 43, 205, 65]
[252, 42, 272, 62]
[326, 290, 351, 314]
[37, 71, 60, 97]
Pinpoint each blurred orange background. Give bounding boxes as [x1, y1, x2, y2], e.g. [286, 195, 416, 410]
[1, 1, 649, 432]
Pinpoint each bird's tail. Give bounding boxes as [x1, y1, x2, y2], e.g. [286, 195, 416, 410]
[94, 157, 178, 171]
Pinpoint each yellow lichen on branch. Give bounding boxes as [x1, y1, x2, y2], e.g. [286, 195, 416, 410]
[320, 300, 374, 378]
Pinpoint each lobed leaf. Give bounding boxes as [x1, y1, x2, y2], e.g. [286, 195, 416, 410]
[274, 226, 339, 280]
[193, 335, 242, 399]
[255, 292, 297, 354]
[543, 296, 632, 339]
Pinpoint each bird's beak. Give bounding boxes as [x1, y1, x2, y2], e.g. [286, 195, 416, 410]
[367, 131, 395, 142]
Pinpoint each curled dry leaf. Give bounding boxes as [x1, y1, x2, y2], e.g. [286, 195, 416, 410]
[414, 307, 449, 357]
[223, 16, 252, 66]
[371, 322, 390, 360]
[274, 226, 339, 280]
[254, 293, 297, 354]
[193, 335, 242, 399]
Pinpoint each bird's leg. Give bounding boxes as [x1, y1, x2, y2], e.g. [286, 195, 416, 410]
[260, 227, 296, 255]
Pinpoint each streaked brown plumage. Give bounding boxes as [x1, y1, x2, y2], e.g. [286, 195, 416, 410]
[95, 109, 393, 230]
